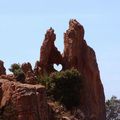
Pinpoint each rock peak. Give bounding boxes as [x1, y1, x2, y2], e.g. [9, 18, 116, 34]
[45, 27, 56, 42]
[46, 27, 54, 34]
[69, 19, 81, 27]
[69, 19, 84, 38]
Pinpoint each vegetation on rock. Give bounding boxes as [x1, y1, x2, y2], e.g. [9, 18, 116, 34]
[37, 68, 83, 109]
[9, 63, 25, 82]
[106, 96, 120, 120]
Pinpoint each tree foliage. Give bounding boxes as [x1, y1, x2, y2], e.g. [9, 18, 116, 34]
[9, 63, 25, 83]
[106, 96, 120, 120]
[38, 68, 83, 109]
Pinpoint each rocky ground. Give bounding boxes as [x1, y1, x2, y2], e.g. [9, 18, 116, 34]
[48, 100, 85, 120]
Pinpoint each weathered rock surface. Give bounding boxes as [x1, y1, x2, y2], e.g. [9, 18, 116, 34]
[0, 74, 15, 81]
[0, 19, 106, 120]
[21, 62, 33, 75]
[39, 28, 63, 74]
[0, 60, 6, 76]
[0, 79, 48, 120]
[63, 19, 106, 120]
[48, 101, 85, 120]
[21, 62, 37, 84]
[38, 19, 106, 120]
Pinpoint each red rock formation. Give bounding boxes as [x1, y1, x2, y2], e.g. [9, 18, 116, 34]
[63, 19, 106, 120]
[38, 19, 106, 120]
[25, 71, 37, 84]
[0, 74, 15, 81]
[21, 62, 37, 84]
[0, 79, 48, 120]
[21, 62, 33, 75]
[0, 60, 6, 76]
[34, 61, 42, 76]
[0, 19, 105, 120]
[39, 28, 63, 74]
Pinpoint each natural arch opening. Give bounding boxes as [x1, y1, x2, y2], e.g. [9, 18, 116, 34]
[53, 64, 63, 72]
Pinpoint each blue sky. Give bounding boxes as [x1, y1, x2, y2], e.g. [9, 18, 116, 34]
[0, 0, 120, 99]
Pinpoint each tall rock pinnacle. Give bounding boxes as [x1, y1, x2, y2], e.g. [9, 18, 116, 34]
[63, 19, 106, 120]
[39, 28, 63, 74]
[35, 19, 106, 120]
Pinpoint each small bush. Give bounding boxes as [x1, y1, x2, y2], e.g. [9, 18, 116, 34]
[14, 69, 25, 82]
[9, 63, 21, 73]
[38, 68, 83, 109]
[106, 96, 120, 120]
[9, 63, 25, 83]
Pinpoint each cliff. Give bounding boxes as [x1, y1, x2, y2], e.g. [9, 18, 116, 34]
[0, 79, 48, 120]
[0, 19, 106, 120]
[63, 19, 106, 120]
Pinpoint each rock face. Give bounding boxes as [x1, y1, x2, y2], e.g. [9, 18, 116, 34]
[39, 28, 63, 74]
[21, 62, 33, 75]
[62, 19, 106, 120]
[38, 19, 106, 120]
[0, 79, 48, 120]
[48, 101, 85, 120]
[0, 60, 6, 76]
[21, 62, 37, 84]
[0, 19, 105, 120]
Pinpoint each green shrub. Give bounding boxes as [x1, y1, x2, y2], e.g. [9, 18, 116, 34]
[9, 63, 25, 83]
[9, 63, 21, 73]
[14, 69, 25, 82]
[38, 68, 83, 109]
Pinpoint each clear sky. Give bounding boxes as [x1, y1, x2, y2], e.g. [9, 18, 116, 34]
[0, 0, 120, 99]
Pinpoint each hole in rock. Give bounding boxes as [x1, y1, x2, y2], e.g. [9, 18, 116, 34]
[53, 64, 62, 72]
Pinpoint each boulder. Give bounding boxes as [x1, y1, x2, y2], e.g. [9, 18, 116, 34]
[0, 79, 48, 120]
